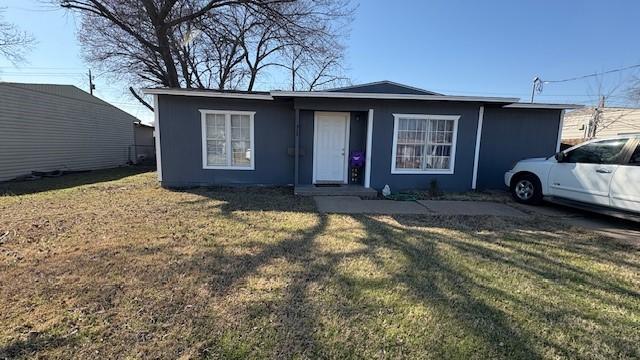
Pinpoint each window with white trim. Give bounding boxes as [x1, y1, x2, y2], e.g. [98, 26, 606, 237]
[201, 110, 255, 170]
[391, 114, 459, 173]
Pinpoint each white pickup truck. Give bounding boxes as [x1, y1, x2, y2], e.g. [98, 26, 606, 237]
[505, 135, 640, 219]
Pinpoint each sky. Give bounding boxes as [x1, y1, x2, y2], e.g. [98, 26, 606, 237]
[2, 0, 640, 124]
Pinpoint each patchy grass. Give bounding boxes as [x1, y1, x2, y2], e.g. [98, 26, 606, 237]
[0, 170, 638, 359]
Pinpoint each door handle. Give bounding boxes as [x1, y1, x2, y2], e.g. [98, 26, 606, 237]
[595, 168, 612, 174]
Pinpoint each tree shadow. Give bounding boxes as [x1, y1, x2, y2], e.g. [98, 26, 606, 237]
[0, 333, 76, 359]
[0, 166, 154, 196]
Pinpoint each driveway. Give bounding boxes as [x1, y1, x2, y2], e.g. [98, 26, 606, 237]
[515, 202, 640, 244]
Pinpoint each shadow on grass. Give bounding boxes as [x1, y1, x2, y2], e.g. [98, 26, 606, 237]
[0, 166, 154, 196]
[14, 186, 639, 358]
[0, 333, 76, 360]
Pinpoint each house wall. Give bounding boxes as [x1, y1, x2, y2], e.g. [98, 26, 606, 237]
[477, 107, 561, 189]
[157, 95, 295, 187]
[294, 98, 481, 192]
[157, 95, 563, 192]
[0, 83, 136, 182]
[562, 107, 640, 141]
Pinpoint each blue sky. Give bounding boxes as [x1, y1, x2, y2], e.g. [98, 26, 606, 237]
[2, 0, 640, 124]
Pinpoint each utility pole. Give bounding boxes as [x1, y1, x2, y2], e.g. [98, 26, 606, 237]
[88, 69, 96, 95]
[588, 95, 606, 139]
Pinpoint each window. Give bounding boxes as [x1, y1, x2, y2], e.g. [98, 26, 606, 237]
[563, 138, 628, 164]
[200, 110, 255, 170]
[391, 114, 459, 174]
[629, 143, 640, 165]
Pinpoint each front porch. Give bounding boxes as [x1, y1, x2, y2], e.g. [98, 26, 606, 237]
[294, 184, 378, 198]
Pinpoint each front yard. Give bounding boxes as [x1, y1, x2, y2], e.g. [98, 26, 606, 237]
[1, 169, 638, 359]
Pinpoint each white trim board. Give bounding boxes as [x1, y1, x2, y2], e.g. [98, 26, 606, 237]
[556, 109, 565, 152]
[503, 103, 583, 110]
[364, 109, 374, 188]
[143, 88, 273, 100]
[153, 95, 162, 182]
[273, 91, 519, 103]
[199, 109, 256, 171]
[312, 111, 350, 184]
[471, 106, 485, 190]
[390, 114, 460, 175]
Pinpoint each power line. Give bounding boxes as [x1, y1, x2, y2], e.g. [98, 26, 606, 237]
[543, 63, 640, 84]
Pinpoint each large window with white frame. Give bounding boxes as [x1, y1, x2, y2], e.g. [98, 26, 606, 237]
[200, 110, 255, 170]
[391, 114, 459, 174]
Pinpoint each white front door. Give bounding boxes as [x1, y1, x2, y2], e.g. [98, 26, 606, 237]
[313, 112, 349, 184]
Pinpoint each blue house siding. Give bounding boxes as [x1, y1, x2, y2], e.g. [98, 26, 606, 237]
[156, 93, 564, 192]
[477, 107, 561, 189]
[368, 101, 481, 192]
[158, 95, 295, 187]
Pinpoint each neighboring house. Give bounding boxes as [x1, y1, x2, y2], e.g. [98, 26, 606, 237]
[143, 80, 579, 192]
[562, 107, 640, 145]
[0, 82, 140, 182]
[133, 122, 155, 163]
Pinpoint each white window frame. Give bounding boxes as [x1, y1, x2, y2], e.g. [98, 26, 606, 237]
[200, 109, 255, 170]
[391, 114, 460, 175]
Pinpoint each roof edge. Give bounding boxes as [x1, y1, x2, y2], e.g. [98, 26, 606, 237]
[142, 88, 274, 100]
[503, 103, 584, 110]
[325, 80, 443, 95]
[271, 90, 519, 103]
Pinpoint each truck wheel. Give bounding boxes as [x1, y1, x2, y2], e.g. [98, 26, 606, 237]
[511, 174, 543, 205]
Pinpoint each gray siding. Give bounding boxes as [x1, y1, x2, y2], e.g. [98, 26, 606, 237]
[134, 124, 155, 161]
[158, 95, 295, 187]
[477, 107, 561, 189]
[0, 83, 136, 182]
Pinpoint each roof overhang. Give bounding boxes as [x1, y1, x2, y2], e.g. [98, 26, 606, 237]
[142, 88, 579, 109]
[503, 103, 584, 110]
[142, 88, 274, 100]
[271, 91, 520, 103]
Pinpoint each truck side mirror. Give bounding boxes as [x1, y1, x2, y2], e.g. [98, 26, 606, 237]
[554, 152, 565, 162]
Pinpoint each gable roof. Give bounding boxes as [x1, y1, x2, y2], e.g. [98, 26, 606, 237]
[0, 82, 141, 123]
[325, 80, 442, 95]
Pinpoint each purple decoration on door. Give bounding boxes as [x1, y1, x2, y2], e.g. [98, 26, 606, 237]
[350, 151, 365, 167]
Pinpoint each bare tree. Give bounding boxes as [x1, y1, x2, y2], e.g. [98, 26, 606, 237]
[0, 8, 35, 64]
[62, 0, 353, 92]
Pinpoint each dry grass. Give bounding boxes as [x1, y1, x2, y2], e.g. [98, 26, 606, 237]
[1, 169, 639, 359]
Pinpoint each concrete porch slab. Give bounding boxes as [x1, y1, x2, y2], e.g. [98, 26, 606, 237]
[417, 200, 527, 217]
[314, 196, 432, 214]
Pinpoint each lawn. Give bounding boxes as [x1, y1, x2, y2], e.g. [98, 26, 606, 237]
[0, 168, 638, 359]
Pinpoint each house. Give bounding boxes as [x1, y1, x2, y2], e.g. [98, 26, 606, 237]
[562, 107, 640, 146]
[0, 82, 141, 182]
[143, 81, 580, 193]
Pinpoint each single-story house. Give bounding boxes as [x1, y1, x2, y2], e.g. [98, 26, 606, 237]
[143, 81, 580, 193]
[562, 106, 640, 146]
[0, 82, 143, 182]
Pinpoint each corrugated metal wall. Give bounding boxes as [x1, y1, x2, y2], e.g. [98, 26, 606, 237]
[0, 83, 137, 181]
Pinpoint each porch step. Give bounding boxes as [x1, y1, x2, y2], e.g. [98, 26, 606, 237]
[294, 185, 378, 198]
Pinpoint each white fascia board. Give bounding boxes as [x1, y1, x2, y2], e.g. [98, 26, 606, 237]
[503, 103, 583, 110]
[142, 88, 273, 100]
[271, 91, 519, 103]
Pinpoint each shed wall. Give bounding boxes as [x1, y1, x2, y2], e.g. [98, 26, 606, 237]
[0, 84, 135, 182]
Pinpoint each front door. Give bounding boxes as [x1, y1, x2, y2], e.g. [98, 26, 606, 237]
[313, 112, 349, 184]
